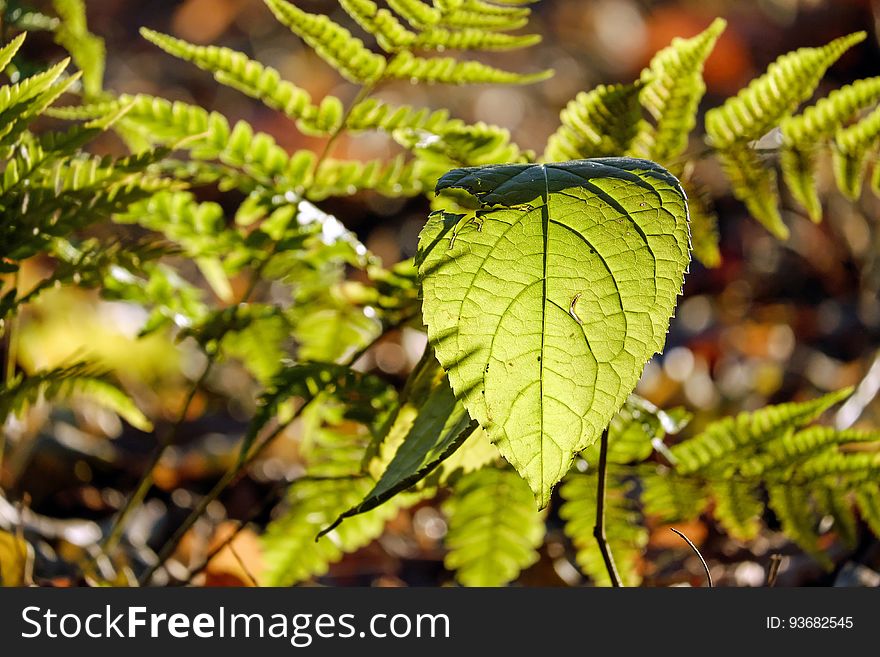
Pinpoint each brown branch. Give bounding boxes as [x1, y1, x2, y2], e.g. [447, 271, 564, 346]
[670, 527, 713, 588]
[593, 426, 622, 587]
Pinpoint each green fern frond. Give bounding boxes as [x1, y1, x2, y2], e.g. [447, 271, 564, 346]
[340, 0, 417, 52]
[796, 450, 880, 481]
[265, 0, 386, 84]
[817, 486, 858, 549]
[308, 155, 431, 200]
[767, 484, 831, 567]
[635, 18, 726, 162]
[0, 362, 151, 431]
[261, 475, 403, 586]
[51, 0, 105, 97]
[855, 485, 880, 537]
[670, 388, 852, 474]
[782, 77, 880, 146]
[780, 77, 880, 219]
[780, 144, 822, 222]
[705, 31, 865, 148]
[560, 471, 647, 586]
[715, 144, 787, 238]
[833, 105, 880, 199]
[413, 27, 540, 51]
[140, 29, 317, 122]
[741, 426, 880, 477]
[543, 82, 643, 161]
[345, 98, 451, 134]
[711, 479, 763, 541]
[441, 8, 529, 32]
[640, 466, 709, 522]
[0, 33, 27, 74]
[0, 57, 69, 118]
[681, 179, 721, 267]
[384, 50, 550, 85]
[442, 467, 544, 586]
[404, 120, 524, 166]
[387, 0, 440, 29]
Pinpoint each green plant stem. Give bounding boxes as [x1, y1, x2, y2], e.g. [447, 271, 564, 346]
[593, 426, 622, 587]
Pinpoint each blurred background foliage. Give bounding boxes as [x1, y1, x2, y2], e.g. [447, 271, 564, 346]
[2, 0, 880, 587]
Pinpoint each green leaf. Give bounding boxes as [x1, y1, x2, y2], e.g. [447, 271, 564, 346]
[323, 373, 476, 534]
[418, 158, 690, 506]
[442, 467, 545, 586]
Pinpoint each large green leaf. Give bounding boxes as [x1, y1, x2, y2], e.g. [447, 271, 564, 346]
[417, 158, 690, 506]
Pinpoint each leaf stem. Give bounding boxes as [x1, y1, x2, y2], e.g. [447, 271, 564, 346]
[670, 527, 712, 587]
[593, 426, 622, 587]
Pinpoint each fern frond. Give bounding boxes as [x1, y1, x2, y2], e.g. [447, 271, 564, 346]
[741, 426, 880, 477]
[0, 33, 27, 74]
[403, 120, 524, 166]
[308, 155, 430, 200]
[0, 362, 151, 431]
[833, 105, 880, 199]
[339, 0, 417, 52]
[543, 82, 643, 162]
[51, 0, 105, 97]
[640, 466, 709, 522]
[345, 97, 451, 133]
[261, 475, 402, 586]
[635, 18, 726, 162]
[140, 29, 316, 122]
[442, 468, 544, 586]
[560, 471, 647, 586]
[710, 479, 763, 541]
[413, 27, 540, 51]
[681, 179, 721, 267]
[715, 144, 787, 239]
[441, 7, 529, 32]
[387, 0, 440, 29]
[705, 32, 865, 148]
[265, 0, 386, 84]
[384, 50, 550, 85]
[670, 388, 852, 474]
[782, 77, 880, 146]
[855, 485, 880, 537]
[767, 484, 831, 567]
[817, 486, 858, 549]
[780, 77, 880, 219]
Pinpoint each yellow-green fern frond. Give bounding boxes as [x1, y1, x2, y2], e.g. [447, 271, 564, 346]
[640, 467, 710, 523]
[413, 27, 540, 51]
[339, 0, 417, 52]
[681, 178, 721, 267]
[140, 29, 317, 121]
[780, 144, 822, 222]
[441, 8, 529, 32]
[543, 82, 643, 161]
[780, 77, 880, 219]
[0, 33, 27, 74]
[442, 468, 545, 586]
[298, 95, 344, 135]
[387, 0, 440, 29]
[265, 0, 386, 83]
[307, 155, 430, 200]
[670, 388, 852, 474]
[706, 32, 865, 148]
[384, 50, 551, 85]
[51, 0, 105, 97]
[741, 426, 880, 477]
[635, 18, 726, 162]
[715, 144, 787, 238]
[856, 485, 880, 537]
[405, 120, 524, 166]
[560, 471, 647, 586]
[319, 97, 450, 135]
[833, 105, 880, 199]
[767, 484, 832, 568]
[711, 479, 762, 541]
[782, 77, 880, 146]
[817, 486, 858, 549]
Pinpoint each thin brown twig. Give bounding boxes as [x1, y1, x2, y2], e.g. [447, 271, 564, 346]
[670, 527, 713, 588]
[228, 542, 259, 587]
[766, 554, 784, 587]
[593, 426, 622, 587]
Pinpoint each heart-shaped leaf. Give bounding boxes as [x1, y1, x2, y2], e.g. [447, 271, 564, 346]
[417, 158, 690, 506]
